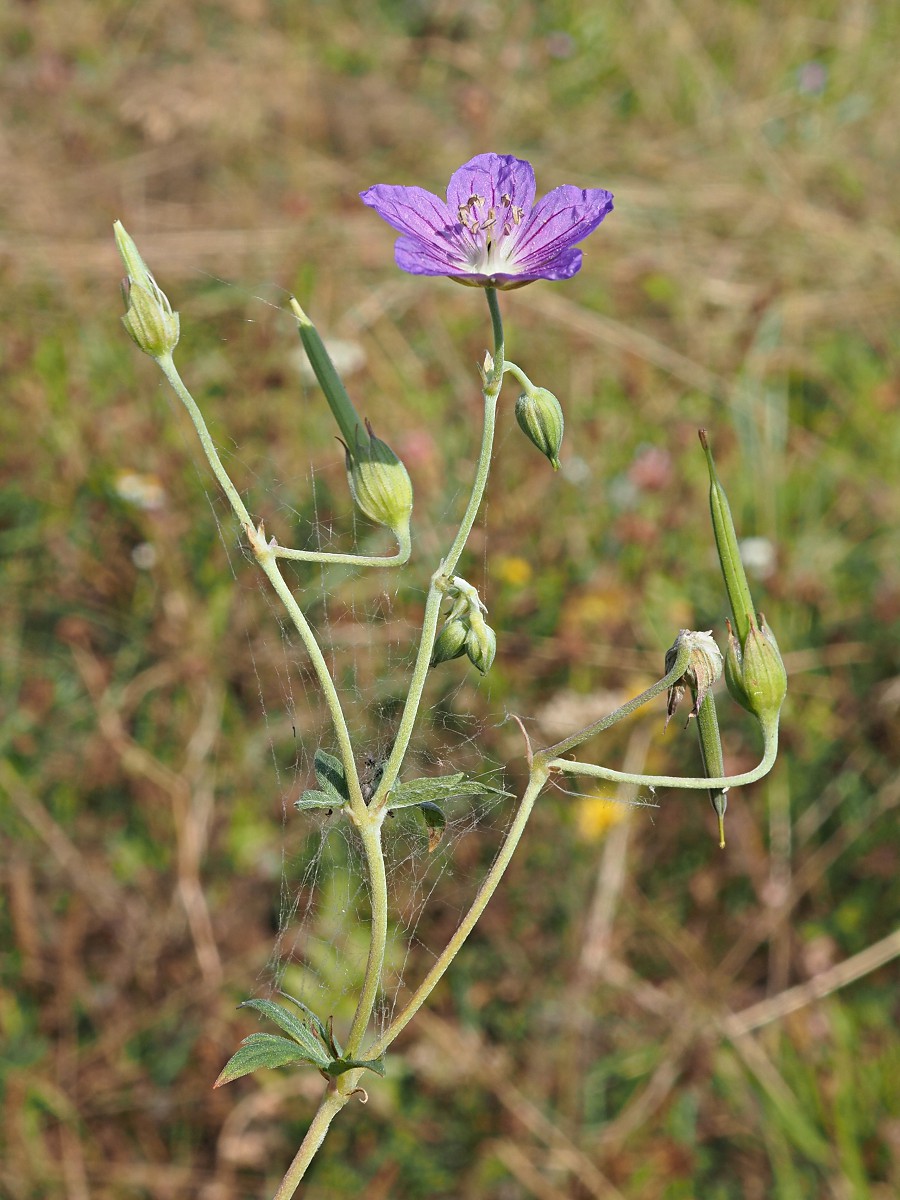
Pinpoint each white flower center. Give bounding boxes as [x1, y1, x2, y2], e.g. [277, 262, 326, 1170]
[454, 192, 526, 275]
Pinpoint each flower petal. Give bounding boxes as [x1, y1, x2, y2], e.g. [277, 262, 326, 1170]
[509, 247, 584, 283]
[394, 235, 464, 276]
[359, 184, 455, 244]
[446, 154, 536, 217]
[511, 186, 614, 274]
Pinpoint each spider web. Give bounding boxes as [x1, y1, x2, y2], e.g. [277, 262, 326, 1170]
[187, 282, 515, 1050]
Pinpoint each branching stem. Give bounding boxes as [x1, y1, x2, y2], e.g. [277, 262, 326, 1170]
[372, 287, 506, 810]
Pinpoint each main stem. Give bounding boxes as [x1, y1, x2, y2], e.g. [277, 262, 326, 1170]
[365, 765, 548, 1058]
[271, 1085, 347, 1200]
[373, 288, 505, 808]
[344, 813, 388, 1057]
[271, 290, 509, 1199]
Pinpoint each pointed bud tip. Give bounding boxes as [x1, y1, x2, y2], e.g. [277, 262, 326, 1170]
[515, 388, 564, 470]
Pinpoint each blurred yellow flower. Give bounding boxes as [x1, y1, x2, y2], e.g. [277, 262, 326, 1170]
[575, 791, 629, 842]
[496, 555, 532, 586]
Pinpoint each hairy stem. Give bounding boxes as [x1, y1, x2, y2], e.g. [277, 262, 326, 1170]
[538, 642, 692, 762]
[157, 353, 253, 528]
[271, 1084, 348, 1200]
[157, 354, 364, 810]
[548, 721, 778, 791]
[272, 523, 411, 568]
[372, 287, 505, 809]
[365, 765, 549, 1058]
[344, 813, 389, 1057]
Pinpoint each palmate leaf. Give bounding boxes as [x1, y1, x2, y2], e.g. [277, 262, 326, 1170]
[386, 773, 511, 811]
[238, 999, 328, 1062]
[214, 1033, 327, 1088]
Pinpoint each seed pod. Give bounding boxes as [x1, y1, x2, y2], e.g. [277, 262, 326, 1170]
[724, 614, 787, 725]
[344, 421, 413, 540]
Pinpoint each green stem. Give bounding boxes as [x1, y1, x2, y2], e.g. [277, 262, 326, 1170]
[157, 354, 253, 529]
[371, 288, 505, 810]
[365, 766, 548, 1058]
[538, 643, 692, 761]
[273, 526, 410, 568]
[501, 361, 535, 392]
[344, 814, 389, 1057]
[271, 1084, 348, 1200]
[157, 354, 364, 812]
[548, 720, 779, 791]
[247, 530, 366, 814]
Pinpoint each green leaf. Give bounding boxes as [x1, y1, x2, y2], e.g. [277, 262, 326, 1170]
[295, 789, 345, 813]
[387, 773, 511, 811]
[214, 1033, 324, 1088]
[238, 999, 329, 1062]
[325, 1055, 386, 1079]
[314, 750, 350, 804]
[277, 992, 342, 1055]
[418, 801, 446, 853]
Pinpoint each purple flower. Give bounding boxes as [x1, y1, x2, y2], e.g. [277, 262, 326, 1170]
[360, 153, 613, 290]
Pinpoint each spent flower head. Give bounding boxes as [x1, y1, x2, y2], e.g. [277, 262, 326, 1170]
[361, 153, 613, 289]
[665, 629, 723, 727]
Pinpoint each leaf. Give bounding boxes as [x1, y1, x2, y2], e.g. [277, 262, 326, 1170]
[325, 1014, 343, 1058]
[324, 1055, 386, 1079]
[238, 999, 329, 1062]
[418, 801, 446, 853]
[277, 992, 332, 1045]
[314, 750, 350, 805]
[387, 773, 511, 811]
[214, 1033, 325, 1088]
[295, 789, 344, 813]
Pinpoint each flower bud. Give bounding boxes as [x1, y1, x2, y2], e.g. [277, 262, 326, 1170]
[464, 614, 496, 675]
[431, 618, 468, 667]
[114, 222, 180, 359]
[724, 614, 787, 726]
[664, 629, 723, 726]
[515, 387, 564, 470]
[344, 420, 413, 540]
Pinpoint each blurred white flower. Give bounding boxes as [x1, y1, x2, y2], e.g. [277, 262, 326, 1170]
[739, 536, 776, 580]
[115, 470, 166, 511]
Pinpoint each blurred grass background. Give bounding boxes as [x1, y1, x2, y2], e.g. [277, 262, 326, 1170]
[2, 0, 899, 1197]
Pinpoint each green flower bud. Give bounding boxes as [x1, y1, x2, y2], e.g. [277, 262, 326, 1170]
[724, 614, 787, 726]
[464, 614, 496, 675]
[664, 629, 723, 726]
[431, 618, 468, 667]
[114, 221, 180, 359]
[344, 420, 413, 540]
[515, 387, 564, 470]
